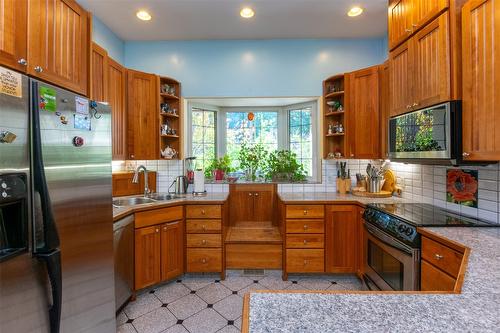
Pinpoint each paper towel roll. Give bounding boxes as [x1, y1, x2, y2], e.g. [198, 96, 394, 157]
[194, 170, 205, 193]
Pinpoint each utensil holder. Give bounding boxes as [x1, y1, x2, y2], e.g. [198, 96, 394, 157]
[368, 178, 384, 193]
[337, 178, 351, 194]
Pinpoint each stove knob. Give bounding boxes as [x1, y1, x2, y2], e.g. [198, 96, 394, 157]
[405, 228, 414, 237]
[398, 224, 406, 233]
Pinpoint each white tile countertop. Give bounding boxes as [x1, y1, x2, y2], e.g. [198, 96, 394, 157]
[245, 227, 500, 333]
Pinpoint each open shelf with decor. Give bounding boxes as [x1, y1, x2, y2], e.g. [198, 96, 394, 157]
[323, 74, 347, 159]
[158, 76, 182, 160]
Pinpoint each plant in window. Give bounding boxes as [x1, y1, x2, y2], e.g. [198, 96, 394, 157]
[265, 150, 306, 182]
[205, 155, 234, 180]
[238, 143, 268, 181]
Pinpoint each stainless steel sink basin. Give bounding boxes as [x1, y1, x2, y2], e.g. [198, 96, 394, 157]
[148, 193, 179, 201]
[113, 197, 156, 207]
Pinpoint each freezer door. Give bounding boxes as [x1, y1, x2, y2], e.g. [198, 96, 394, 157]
[32, 80, 116, 332]
[0, 68, 50, 332]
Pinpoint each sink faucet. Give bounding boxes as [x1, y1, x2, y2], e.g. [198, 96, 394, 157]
[132, 165, 151, 196]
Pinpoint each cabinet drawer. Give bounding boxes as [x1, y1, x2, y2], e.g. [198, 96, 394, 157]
[286, 219, 324, 233]
[286, 234, 324, 249]
[186, 249, 222, 272]
[135, 206, 183, 228]
[286, 205, 324, 219]
[422, 236, 463, 278]
[186, 234, 221, 248]
[186, 219, 222, 233]
[186, 205, 222, 219]
[421, 260, 456, 291]
[286, 249, 324, 273]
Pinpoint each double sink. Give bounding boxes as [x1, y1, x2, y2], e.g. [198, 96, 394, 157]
[113, 193, 180, 207]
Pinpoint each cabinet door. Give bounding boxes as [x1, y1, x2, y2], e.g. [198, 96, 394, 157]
[108, 58, 127, 160]
[421, 260, 456, 291]
[90, 43, 108, 101]
[462, 0, 500, 161]
[127, 69, 158, 160]
[28, 0, 89, 95]
[161, 221, 184, 281]
[389, 40, 413, 117]
[135, 225, 161, 290]
[347, 66, 380, 159]
[412, 12, 451, 110]
[379, 62, 390, 159]
[0, 0, 27, 71]
[230, 190, 255, 223]
[388, 0, 413, 50]
[325, 205, 357, 273]
[411, 0, 449, 31]
[253, 190, 275, 223]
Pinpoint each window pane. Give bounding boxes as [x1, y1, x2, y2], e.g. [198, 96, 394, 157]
[191, 108, 216, 171]
[288, 107, 313, 177]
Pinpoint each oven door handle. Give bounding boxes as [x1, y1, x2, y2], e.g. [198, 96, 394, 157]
[364, 222, 414, 255]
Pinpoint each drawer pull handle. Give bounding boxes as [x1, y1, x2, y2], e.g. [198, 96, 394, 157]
[201, 209, 206, 215]
[435, 254, 444, 260]
[303, 225, 308, 230]
[303, 210, 308, 215]
[303, 260, 308, 265]
[201, 258, 207, 264]
[202, 240, 207, 245]
[303, 240, 308, 244]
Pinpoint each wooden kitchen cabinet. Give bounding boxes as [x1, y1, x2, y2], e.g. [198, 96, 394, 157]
[161, 220, 184, 281]
[347, 65, 380, 159]
[90, 43, 108, 102]
[379, 61, 390, 159]
[28, 0, 90, 95]
[412, 12, 451, 109]
[134, 225, 161, 290]
[0, 0, 27, 72]
[389, 0, 449, 51]
[461, 0, 500, 161]
[229, 184, 276, 224]
[389, 41, 413, 117]
[127, 69, 159, 160]
[325, 205, 358, 273]
[108, 58, 127, 160]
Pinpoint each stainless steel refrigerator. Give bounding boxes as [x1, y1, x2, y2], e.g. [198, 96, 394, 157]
[0, 66, 115, 333]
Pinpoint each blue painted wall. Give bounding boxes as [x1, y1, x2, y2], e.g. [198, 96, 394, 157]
[124, 38, 387, 97]
[92, 16, 125, 64]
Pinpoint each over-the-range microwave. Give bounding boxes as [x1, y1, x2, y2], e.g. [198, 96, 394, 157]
[388, 101, 463, 164]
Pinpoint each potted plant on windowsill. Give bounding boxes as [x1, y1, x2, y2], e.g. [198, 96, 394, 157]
[265, 150, 306, 182]
[238, 143, 268, 181]
[205, 155, 233, 181]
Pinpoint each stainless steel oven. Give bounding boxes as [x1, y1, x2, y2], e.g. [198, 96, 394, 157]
[388, 101, 462, 163]
[362, 222, 420, 291]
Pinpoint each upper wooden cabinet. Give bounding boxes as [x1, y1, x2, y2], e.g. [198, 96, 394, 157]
[0, 0, 27, 71]
[379, 61, 390, 159]
[347, 66, 380, 159]
[28, 0, 90, 95]
[325, 205, 358, 273]
[462, 0, 500, 161]
[127, 69, 159, 160]
[388, 0, 449, 50]
[90, 43, 108, 102]
[108, 58, 127, 160]
[389, 12, 451, 117]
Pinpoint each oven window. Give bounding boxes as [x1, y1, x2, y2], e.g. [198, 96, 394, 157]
[389, 105, 448, 153]
[368, 240, 404, 291]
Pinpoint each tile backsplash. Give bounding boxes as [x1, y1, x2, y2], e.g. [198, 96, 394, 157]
[113, 159, 500, 223]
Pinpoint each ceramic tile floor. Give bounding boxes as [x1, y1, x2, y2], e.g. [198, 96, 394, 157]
[117, 271, 363, 333]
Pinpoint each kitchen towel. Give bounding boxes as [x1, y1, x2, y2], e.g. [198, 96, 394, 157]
[194, 170, 205, 193]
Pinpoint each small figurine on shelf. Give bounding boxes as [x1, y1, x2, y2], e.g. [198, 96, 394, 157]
[161, 145, 178, 159]
[328, 124, 334, 135]
[161, 103, 170, 113]
[337, 123, 344, 133]
[334, 148, 342, 159]
[337, 104, 344, 112]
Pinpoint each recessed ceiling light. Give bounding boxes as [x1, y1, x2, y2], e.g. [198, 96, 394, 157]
[136, 10, 152, 21]
[240, 7, 255, 18]
[347, 6, 363, 17]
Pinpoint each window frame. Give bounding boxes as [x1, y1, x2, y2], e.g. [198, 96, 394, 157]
[187, 100, 319, 181]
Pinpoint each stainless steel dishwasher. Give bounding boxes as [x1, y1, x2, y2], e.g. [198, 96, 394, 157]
[113, 215, 134, 311]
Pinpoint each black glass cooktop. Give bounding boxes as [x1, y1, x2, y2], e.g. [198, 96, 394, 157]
[368, 203, 498, 227]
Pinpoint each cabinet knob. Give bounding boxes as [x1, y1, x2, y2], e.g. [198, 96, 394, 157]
[303, 225, 308, 230]
[412, 23, 418, 28]
[405, 28, 412, 34]
[202, 225, 206, 231]
[303, 239, 308, 244]
[303, 210, 308, 215]
[18, 58, 27, 66]
[462, 152, 470, 158]
[303, 260, 308, 265]
[434, 254, 444, 260]
[406, 105, 412, 110]
[412, 102, 419, 107]
[34, 66, 43, 73]
[248, 193, 253, 196]
[350, 154, 354, 157]
[254, 193, 259, 196]
[202, 239, 207, 245]
[163, 227, 167, 231]
[130, 154, 135, 159]
[201, 209, 206, 215]
[201, 258, 207, 264]
[155, 228, 159, 233]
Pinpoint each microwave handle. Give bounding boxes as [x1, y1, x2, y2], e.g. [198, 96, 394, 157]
[364, 222, 414, 255]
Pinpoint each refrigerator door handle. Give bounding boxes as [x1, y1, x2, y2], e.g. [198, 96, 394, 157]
[37, 249, 62, 333]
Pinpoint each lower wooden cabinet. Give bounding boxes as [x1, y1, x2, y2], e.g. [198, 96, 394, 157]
[135, 225, 161, 290]
[421, 260, 456, 291]
[286, 249, 324, 273]
[186, 248, 222, 272]
[325, 205, 358, 273]
[161, 221, 184, 281]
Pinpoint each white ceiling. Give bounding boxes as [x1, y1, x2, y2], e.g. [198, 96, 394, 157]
[189, 97, 318, 108]
[79, 0, 388, 41]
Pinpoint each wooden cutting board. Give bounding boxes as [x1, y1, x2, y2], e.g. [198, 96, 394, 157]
[352, 190, 393, 198]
